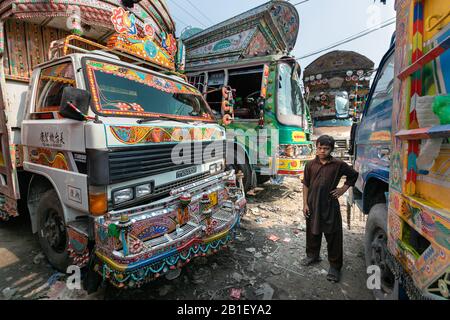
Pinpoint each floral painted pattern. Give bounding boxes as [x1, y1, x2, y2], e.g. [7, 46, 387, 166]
[109, 125, 223, 145]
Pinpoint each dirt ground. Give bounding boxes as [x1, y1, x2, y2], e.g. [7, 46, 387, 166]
[0, 177, 373, 300]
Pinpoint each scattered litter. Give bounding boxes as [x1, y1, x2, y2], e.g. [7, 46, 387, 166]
[255, 218, 265, 224]
[268, 235, 280, 242]
[44, 281, 68, 300]
[236, 235, 247, 242]
[211, 263, 219, 270]
[231, 272, 243, 283]
[245, 247, 256, 253]
[159, 285, 172, 297]
[194, 257, 208, 266]
[258, 204, 270, 211]
[283, 237, 291, 243]
[230, 288, 242, 300]
[2, 287, 17, 300]
[192, 279, 206, 285]
[255, 283, 274, 300]
[165, 268, 182, 281]
[192, 267, 210, 285]
[247, 262, 255, 273]
[320, 269, 328, 275]
[23, 282, 50, 299]
[47, 272, 65, 286]
[250, 207, 260, 215]
[254, 252, 263, 259]
[271, 268, 283, 275]
[33, 252, 45, 265]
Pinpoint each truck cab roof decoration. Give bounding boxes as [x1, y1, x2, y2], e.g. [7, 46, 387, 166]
[182, 1, 299, 70]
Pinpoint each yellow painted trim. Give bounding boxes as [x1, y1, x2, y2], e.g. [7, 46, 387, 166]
[203, 227, 231, 243]
[95, 251, 128, 272]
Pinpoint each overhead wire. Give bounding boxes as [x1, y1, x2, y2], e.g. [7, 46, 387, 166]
[167, 0, 208, 28]
[296, 18, 396, 60]
[185, 0, 215, 25]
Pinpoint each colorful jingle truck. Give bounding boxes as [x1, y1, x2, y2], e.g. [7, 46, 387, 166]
[182, 1, 314, 191]
[351, 0, 449, 299]
[303, 50, 374, 162]
[0, 1, 246, 290]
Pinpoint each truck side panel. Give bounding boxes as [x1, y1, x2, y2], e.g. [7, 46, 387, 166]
[389, 0, 450, 299]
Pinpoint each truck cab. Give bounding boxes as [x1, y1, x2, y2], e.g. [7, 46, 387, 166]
[183, 1, 315, 190]
[0, 2, 246, 290]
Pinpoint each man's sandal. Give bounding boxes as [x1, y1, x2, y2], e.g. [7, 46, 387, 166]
[300, 256, 322, 266]
[326, 267, 341, 283]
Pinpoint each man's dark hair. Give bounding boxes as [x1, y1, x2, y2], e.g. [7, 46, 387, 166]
[316, 135, 335, 151]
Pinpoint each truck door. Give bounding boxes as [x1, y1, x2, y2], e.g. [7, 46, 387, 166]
[354, 47, 394, 193]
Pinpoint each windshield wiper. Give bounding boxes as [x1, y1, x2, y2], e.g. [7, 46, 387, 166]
[137, 115, 188, 124]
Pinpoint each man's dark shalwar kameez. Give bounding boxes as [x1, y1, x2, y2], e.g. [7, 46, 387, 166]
[302, 156, 358, 270]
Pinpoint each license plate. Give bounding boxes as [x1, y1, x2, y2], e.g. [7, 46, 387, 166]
[176, 166, 197, 178]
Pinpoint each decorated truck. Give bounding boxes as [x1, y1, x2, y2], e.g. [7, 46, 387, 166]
[0, 1, 246, 290]
[350, 0, 449, 299]
[303, 50, 374, 161]
[182, 1, 314, 191]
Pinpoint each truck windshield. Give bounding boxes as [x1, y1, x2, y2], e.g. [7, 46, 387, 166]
[85, 60, 214, 122]
[277, 62, 305, 127]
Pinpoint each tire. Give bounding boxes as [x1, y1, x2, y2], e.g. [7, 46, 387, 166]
[364, 203, 398, 300]
[37, 189, 70, 272]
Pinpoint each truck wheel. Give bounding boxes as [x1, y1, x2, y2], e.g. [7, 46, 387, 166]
[364, 203, 398, 300]
[37, 189, 70, 272]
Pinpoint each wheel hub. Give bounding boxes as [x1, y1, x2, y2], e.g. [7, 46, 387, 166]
[370, 228, 395, 293]
[43, 210, 66, 253]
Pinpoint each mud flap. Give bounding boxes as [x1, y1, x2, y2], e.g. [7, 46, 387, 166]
[83, 253, 102, 294]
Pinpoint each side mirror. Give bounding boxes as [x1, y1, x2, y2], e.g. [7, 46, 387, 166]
[348, 122, 358, 156]
[59, 87, 91, 121]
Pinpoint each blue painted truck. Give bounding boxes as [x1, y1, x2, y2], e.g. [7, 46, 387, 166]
[350, 44, 394, 215]
[348, 43, 397, 299]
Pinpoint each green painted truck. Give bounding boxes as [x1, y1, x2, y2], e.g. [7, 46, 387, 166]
[182, 1, 314, 191]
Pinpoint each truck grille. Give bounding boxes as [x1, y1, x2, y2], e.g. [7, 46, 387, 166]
[108, 141, 224, 184]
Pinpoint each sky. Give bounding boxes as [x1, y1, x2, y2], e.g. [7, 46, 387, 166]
[166, 0, 396, 71]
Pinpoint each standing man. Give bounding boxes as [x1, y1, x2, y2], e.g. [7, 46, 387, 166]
[301, 135, 358, 283]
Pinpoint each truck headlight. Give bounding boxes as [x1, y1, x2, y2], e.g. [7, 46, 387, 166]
[113, 188, 133, 204]
[136, 184, 152, 198]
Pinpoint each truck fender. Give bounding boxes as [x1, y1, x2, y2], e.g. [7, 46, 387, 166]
[27, 173, 67, 233]
[362, 177, 389, 214]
